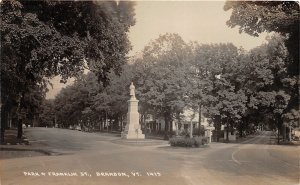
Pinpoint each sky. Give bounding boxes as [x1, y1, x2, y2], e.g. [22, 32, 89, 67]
[128, 1, 269, 55]
[46, 1, 270, 99]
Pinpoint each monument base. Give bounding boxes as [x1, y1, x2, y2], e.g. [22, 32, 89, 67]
[121, 129, 145, 139]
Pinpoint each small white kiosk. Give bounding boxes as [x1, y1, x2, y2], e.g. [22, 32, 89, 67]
[205, 126, 215, 143]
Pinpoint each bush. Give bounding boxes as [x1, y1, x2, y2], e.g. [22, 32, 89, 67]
[179, 129, 190, 137]
[169, 136, 208, 147]
[169, 137, 194, 147]
[194, 136, 208, 147]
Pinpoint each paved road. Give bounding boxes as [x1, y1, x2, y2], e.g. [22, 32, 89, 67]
[0, 128, 299, 185]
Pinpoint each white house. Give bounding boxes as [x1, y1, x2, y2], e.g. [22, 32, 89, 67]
[143, 108, 210, 133]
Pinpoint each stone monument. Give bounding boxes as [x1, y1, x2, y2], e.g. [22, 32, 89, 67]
[121, 82, 145, 139]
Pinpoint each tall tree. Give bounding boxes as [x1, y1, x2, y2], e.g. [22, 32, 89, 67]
[91, 64, 135, 131]
[189, 43, 248, 141]
[224, 1, 299, 73]
[247, 35, 293, 142]
[1, 0, 136, 140]
[52, 72, 102, 129]
[224, 1, 299, 138]
[133, 33, 193, 138]
[39, 99, 55, 127]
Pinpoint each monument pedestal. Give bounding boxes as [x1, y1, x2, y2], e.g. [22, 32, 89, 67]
[121, 83, 145, 139]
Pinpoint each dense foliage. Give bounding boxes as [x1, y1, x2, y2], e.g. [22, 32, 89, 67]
[48, 31, 297, 143]
[2, 1, 298, 144]
[1, 0, 136, 141]
[224, 1, 299, 142]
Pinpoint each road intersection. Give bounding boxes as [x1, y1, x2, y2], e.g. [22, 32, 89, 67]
[1, 128, 299, 185]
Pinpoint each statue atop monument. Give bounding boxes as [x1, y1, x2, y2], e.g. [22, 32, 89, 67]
[129, 82, 136, 99]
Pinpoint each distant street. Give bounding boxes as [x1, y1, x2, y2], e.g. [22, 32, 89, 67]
[1, 128, 299, 185]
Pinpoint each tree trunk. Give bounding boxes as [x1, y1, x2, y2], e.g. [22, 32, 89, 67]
[164, 113, 169, 140]
[17, 117, 24, 139]
[277, 128, 280, 144]
[226, 122, 229, 142]
[110, 117, 113, 132]
[0, 119, 5, 144]
[105, 112, 108, 132]
[198, 103, 202, 135]
[1, 107, 7, 143]
[189, 120, 193, 138]
[17, 119, 23, 139]
[98, 116, 101, 131]
[0, 128, 4, 144]
[277, 115, 282, 144]
[175, 112, 180, 136]
[216, 128, 219, 142]
[55, 114, 57, 128]
[213, 121, 220, 142]
[120, 115, 123, 132]
[226, 127, 229, 141]
[17, 92, 26, 139]
[213, 116, 221, 142]
[277, 120, 280, 144]
[282, 125, 286, 142]
[143, 114, 146, 130]
[239, 122, 243, 138]
[225, 118, 230, 142]
[288, 125, 292, 141]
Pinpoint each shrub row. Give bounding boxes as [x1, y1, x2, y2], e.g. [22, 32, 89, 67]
[169, 136, 208, 147]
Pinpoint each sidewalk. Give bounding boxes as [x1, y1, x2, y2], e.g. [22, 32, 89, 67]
[1, 128, 29, 145]
[0, 128, 49, 159]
